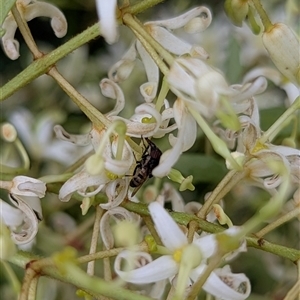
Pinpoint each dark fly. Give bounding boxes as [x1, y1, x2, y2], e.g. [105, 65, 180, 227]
[130, 137, 162, 196]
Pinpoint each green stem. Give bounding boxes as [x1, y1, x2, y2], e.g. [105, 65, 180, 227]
[123, 13, 174, 69]
[122, 0, 165, 15]
[186, 253, 223, 300]
[255, 206, 300, 239]
[188, 105, 242, 170]
[260, 96, 300, 143]
[251, 0, 273, 31]
[48, 68, 109, 129]
[155, 76, 170, 112]
[11, 4, 42, 59]
[9, 251, 153, 300]
[197, 170, 245, 218]
[0, 23, 101, 101]
[45, 183, 300, 263]
[86, 206, 104, 276]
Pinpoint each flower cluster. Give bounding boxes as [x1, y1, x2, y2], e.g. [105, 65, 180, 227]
[1, 0, 299, 299]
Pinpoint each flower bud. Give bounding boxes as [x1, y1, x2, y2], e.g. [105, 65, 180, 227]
[224, 0, 249, 27]
[262, 23, 300, 85]
[1, 122, 17, 142]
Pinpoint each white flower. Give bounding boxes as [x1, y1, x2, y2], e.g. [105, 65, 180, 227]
[100, 207, 141, 249]
[1, 0, 67, 59]
[58, 127, 133, 206]
[100, 79, 176, 137]
[145, 6, 212, 58]
[168, 57, 267, 119]
[0, 194, 42, 245]
[108, 7, 212, 102]
[114, 202, 251, 300]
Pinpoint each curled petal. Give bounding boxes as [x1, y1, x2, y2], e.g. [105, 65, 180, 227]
[2, 0, 67, 58]
[149, 202, 187, 251]
[147, 7, 211, 30]
[184, 9, 212, 33]
[8, 194, 41, 245]
[263, 175, 282, 189]
[1, 15, 20, 60]
[24, 2, 67, 38]
[147, 25, 192, 55]
[100, 178, 128, 210]
[115, 251, 178, 284]
[100, 207, 139, 249]
[231, 76, 268, 103]
[53, 125, 91, 146]
[11, 176, 46, 198]
[108, 43, 137, 82]
[207, 266, 251, 300]
[100, 79, 125, 117]
[59, 170, 109, 202]
[190, 265, 251, 300]
[140, 82, 158, 103]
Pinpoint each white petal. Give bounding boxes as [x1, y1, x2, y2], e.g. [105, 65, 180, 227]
[11, 176, 46, 198]
[204, 267, 251, 300]
[1, 14, 19, 60]
[193, 234, 217, 260]
[231, 76, 268, 103]
[173, 99, 197, 151]
[108, 43, 137, 82]
[96, 0, 118, 44]
[140, 82, 158, 103]
[100, 79, 125, 117]
[8, 194, 41, 245]
[59, 170, 109, 202]
[147, 7, 211, 30]
[100, 207, 139, 249]
[190, 265, 251, 300]
[115, 251, 178, 283]
[0, 199, 23, 227]
[136, 41, 159, 85]
[101, 179, 129, 210]
[24, 2, 67, 38]
[53, 125, 91, 146]
[149, 202, 187, 250]
[148, 25, 192, 55]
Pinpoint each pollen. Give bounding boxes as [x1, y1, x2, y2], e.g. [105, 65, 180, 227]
[173, 248, 183, 263]
[105, 170, 119, 180]
[252, 141, 268, 153]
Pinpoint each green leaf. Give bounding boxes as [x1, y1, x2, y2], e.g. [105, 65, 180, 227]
[175, 153, 227, 184]
[0, 0, 17, 37]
